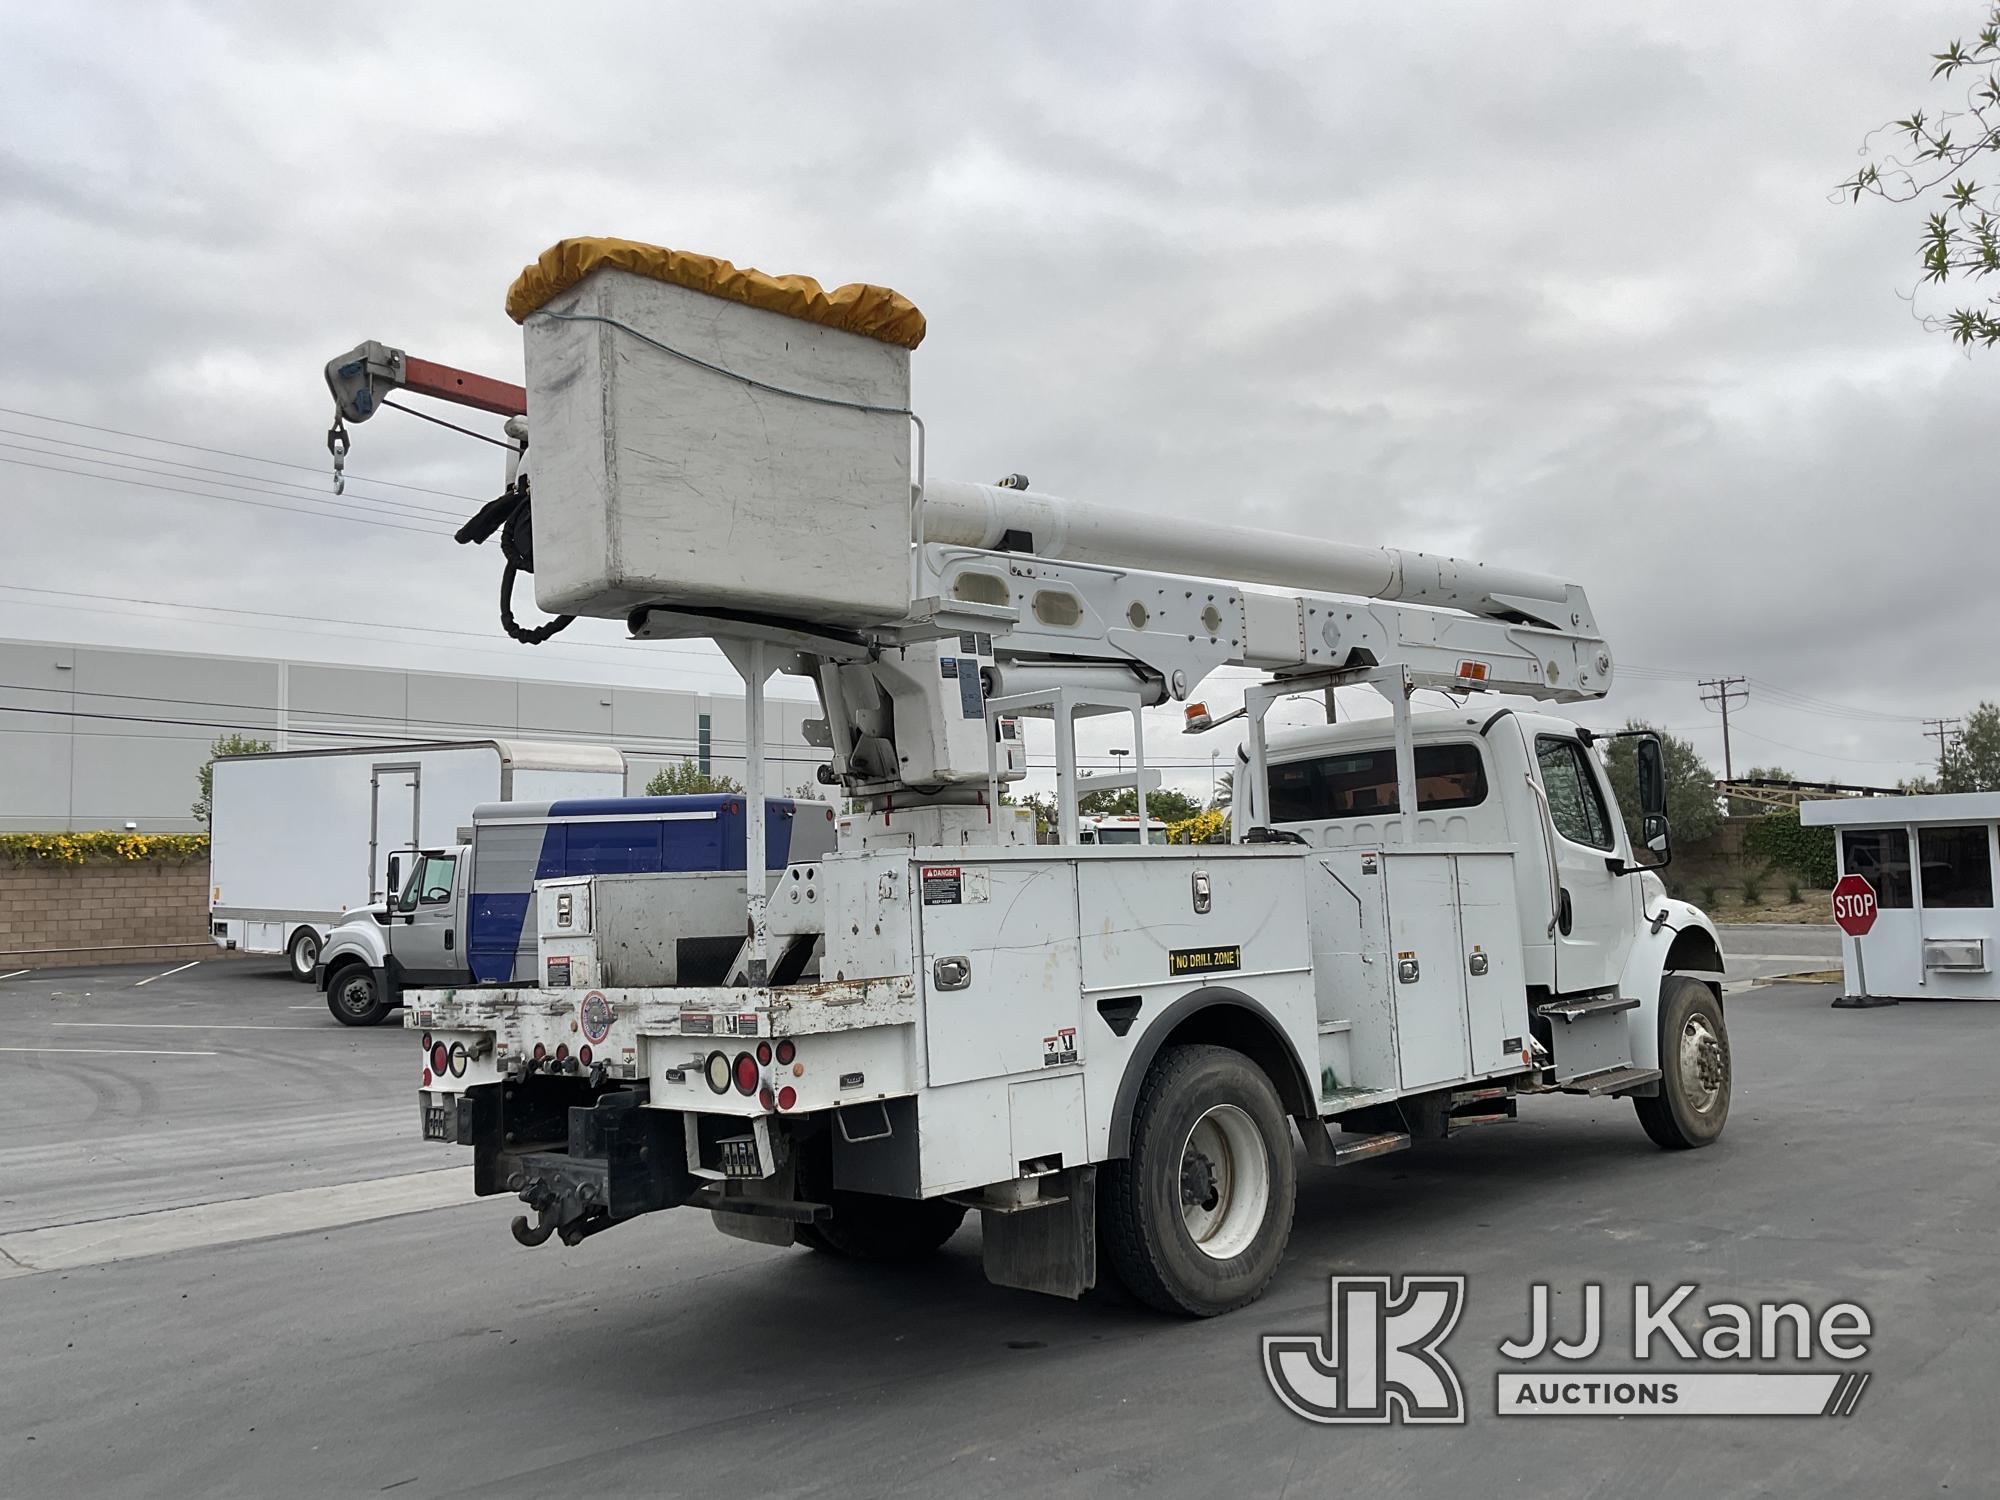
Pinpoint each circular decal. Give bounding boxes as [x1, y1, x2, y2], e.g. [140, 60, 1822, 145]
[580, 990, 615, 1045]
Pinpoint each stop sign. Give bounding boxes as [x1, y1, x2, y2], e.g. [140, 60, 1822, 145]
[1832, 874, 1878, 937]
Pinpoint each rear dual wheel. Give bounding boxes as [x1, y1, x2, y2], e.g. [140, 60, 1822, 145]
[286, 927, 321, 982]
[1100, 1044, 1297, 1316]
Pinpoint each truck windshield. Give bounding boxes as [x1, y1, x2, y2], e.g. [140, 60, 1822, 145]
[1268, 743, 1488, 822]
[1094, 827, 1169, 845]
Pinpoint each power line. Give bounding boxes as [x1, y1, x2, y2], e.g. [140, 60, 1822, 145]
[1697, 675, 1748, 781]
[0, 427, 469, 520]
[0, 453, 457, 537]
[0, 583, 741, 680]
[0, 438, 466, 528]
[0, 403, 484, 502]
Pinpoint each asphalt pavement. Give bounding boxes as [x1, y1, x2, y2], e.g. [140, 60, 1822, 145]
[2, 957, 1994, 1498]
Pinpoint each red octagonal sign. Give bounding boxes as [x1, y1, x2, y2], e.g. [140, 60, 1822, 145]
[1832, 874, 1878, 937]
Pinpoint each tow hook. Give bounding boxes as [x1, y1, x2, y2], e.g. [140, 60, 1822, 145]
[510, 1214, 555, 1247]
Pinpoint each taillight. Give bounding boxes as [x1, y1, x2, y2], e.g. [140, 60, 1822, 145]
[704, 1051, 731, 1093]
[775, 1038, 796, 1065]
[555, 1043, 568, 1062]
[777, 1085, 797, 1111]
[422, 1067, 433, 1087]
[578, 1045, 592, 1067]
[759, 1085, 775, 1111]
[756, 1040, 772, 1066]
[430, 1042, 448, 1075]
[532, 1042, 546, 1061]
[448, 1042, 467, 1078]
[421, 1032, 434, 1053]
[732, 1052, 758, 1095]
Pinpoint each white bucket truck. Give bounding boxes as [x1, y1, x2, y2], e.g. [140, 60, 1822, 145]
[326, 239, 1729, 1315]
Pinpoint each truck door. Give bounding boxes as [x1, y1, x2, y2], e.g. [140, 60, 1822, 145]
[388, 851, 462, 983]
[369, 761, 421, 902]
[1532, 734, 1637, 995]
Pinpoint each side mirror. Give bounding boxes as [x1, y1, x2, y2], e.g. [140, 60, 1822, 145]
[1635, 736, 1668, 821]
[1641, 812, 1672, 862]
[385, 851, 404, 895]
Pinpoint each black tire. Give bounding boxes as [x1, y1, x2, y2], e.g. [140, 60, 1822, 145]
[286, 927, 322, 982]
[1099, 1043, 1298, 1316]
[1635, 977, 1731, 1149]
[326, 964, 391, 1027]
[798, 1191, 966, 1261]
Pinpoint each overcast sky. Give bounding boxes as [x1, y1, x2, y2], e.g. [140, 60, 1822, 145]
[2, 1, 1991, 797]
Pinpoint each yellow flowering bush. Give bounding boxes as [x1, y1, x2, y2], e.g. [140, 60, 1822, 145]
[0, 832, 210, 867]
[1167, 809, 1229, 845]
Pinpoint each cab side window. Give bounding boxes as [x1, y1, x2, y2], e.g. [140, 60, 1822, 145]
[401, 854, 456, 910]
[418, 854, 457, 904]
[1536, 737, 1615, 851]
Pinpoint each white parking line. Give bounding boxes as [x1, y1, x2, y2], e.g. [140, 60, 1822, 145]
[0, 1169, 473, 1278]
[134, 959, 202, 987]
[0, 1047, 219, 1056]
[0, 970, 30, 982]
[50, 1022, 331, 1032]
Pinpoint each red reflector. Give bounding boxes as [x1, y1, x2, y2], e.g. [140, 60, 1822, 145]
[421, 1032, 434, 1052]
[756, 1040, 772, 1066]
[532, 1042, 546, 1061]
[775, 1038, 796, 1065]
[777, 1085, 796, 1111]
[578, 1045, 592, 1067]
[759, 1086, 775, 1110]
[732, 1052, 758, 1094]
[422, 1068, 432, 1087]
[555, 1043, 568, 1062]
[430, 1042, 448, 1074]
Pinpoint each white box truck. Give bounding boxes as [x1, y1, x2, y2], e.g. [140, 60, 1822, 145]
[208, 739, 626, 979]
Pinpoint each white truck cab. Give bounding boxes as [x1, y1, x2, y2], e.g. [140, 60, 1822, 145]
[1255, 708, 1709, 999]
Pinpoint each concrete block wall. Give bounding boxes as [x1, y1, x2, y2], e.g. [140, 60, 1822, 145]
[0, 861, 232, 969]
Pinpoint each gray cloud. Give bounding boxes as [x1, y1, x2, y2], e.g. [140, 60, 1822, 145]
[0, 0, 1986, 792]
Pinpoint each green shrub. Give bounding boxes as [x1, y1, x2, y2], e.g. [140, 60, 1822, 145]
[1786, 878, 1804, 904]
[1742, 810, 1838, 889]
[1698, 882, 1723, 910]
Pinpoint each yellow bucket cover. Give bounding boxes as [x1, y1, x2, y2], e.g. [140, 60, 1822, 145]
[505, 236, 925, 349]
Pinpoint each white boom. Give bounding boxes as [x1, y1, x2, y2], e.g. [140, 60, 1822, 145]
[920, 478, 1584, 632]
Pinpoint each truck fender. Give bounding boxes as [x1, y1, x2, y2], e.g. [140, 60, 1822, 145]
[316, 925, 390, 991]
[1102, 986, 1318, 1158]
[1617, 898, 1725, 1075]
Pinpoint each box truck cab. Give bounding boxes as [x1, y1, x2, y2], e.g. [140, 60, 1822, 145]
[316, 795, 835, 1025]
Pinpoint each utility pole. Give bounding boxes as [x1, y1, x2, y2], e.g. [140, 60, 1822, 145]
[1699, 676, 1749, 782]
[1923, 717, 1962, 781]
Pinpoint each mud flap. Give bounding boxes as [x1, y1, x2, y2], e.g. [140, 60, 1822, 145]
[980, 1166, 1096, 1300]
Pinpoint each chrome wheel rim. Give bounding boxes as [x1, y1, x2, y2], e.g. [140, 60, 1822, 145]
[1178, 1103, 1270, 1260]
[1678, 1014, 1726, 1114]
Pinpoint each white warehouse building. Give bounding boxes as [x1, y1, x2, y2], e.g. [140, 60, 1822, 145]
[0, 637, 824, 833]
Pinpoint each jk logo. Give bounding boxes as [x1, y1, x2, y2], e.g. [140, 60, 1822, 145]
[1263, 1275, 1468, 1424]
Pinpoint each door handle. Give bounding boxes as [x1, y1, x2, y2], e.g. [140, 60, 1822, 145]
[445, 929, 454, 952]
[932, 955, 972, 991]
[1557, 888, 1573, 936]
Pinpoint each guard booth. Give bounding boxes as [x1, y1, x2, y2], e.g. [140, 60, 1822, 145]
[1800, 793, 2000, 1000]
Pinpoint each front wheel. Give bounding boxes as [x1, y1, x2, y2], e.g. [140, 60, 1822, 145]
[286, 927, 322, 982]
[326, 965, 392, 1027]
[1099, 1044, 1298, 1316]
[1635, 977, 1731, 1149]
